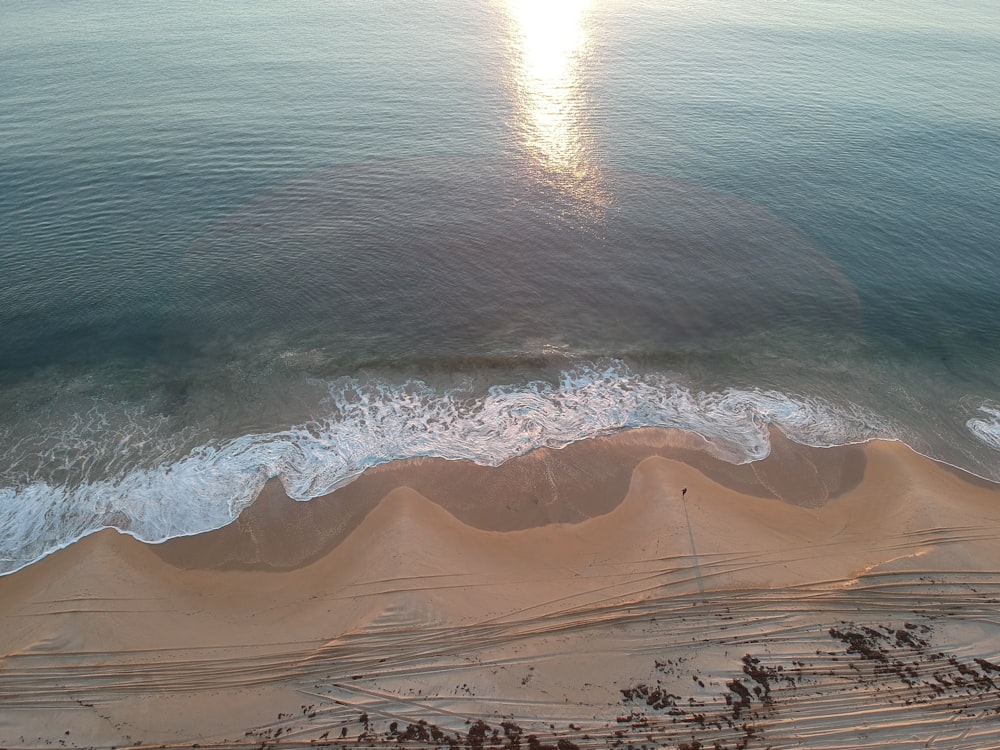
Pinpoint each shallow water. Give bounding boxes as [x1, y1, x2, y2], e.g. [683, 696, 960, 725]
[1, 0, 999, 573]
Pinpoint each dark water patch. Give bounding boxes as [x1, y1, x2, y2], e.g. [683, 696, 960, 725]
[164, 158, 859, 373]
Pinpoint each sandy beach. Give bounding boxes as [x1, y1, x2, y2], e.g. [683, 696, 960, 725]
[2, 429, 999, 749]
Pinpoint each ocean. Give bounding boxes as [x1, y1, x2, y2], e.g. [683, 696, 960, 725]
[1, 0, 998, 575]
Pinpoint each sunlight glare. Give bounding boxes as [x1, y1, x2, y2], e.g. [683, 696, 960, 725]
[504, 0, 606, 206]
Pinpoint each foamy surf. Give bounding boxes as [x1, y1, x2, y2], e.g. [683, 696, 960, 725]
[968, 404, 1000, 451]
[0, 361, 903, 576]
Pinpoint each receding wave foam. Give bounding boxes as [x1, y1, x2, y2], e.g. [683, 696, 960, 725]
[967, 404, 1000, 451]
[0, 361, 893, 575]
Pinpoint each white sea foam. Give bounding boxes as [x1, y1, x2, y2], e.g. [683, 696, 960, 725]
[967, 404, 1000, 451]
[0, 361, 895, 575]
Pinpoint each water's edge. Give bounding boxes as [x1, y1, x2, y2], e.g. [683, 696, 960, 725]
[2, 361, 997, 578]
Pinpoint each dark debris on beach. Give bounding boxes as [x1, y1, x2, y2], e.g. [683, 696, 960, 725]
[243, 619, 994, 750]
[14, 619, 1000, 750]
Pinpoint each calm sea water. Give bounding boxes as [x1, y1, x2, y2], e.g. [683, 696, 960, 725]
[1, 0, 999, 573]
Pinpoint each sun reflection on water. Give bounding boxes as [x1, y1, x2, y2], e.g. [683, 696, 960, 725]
[503, 0, 608, 211]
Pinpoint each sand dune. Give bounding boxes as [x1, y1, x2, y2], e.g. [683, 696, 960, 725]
[1, 434, 999, 749]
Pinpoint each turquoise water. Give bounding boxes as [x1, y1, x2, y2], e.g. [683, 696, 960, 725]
[1, 0, 999, 573]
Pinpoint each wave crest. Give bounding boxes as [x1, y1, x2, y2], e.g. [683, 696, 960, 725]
[0, 361, 893, 575]
[967, 404, 1000, 451]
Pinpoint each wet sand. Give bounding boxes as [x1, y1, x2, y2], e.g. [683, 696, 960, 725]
[1, 431, 999, 749]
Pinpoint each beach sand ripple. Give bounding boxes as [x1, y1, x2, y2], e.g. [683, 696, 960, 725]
[1, 433, 998, 749]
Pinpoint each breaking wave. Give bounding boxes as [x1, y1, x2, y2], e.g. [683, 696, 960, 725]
[967, 404, 1000, 451]
[0, 360, 913, 575]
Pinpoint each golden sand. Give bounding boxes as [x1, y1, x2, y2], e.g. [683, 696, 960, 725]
[1, 431, 998, 749]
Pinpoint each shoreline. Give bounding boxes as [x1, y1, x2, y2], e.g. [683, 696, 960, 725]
[1, 431, 999, 748]
[150, 426, 869, 573]
[4, 364, 1000, 581]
